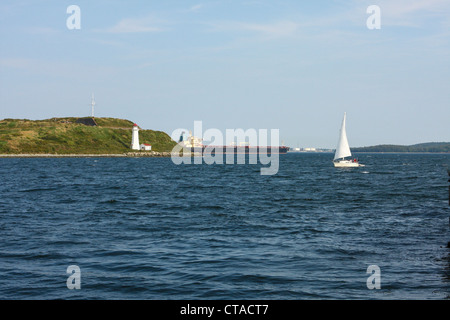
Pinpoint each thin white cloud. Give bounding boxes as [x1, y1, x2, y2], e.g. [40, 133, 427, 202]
[0, 58, 34, 69]
[87, 38, 125, 47]
[209, 20, 299, 38]
[358, 0, 450, 27]
[243, 21, 299, 37]
[0, 57, 117, 79]
[189, 4, 204, 12]
[379, 0, 450, 15]
[97, 16, 166, 34]
[25, 27, 60, 35]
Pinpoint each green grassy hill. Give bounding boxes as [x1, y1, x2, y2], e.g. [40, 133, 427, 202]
[0, 117, 176, 154]
[352, 142, 450, 153]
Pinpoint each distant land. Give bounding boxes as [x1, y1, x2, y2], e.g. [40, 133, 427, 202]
[290, 143, 450, 153]
[0, 117, 176, 154]
[352, 142, 450, 153]
[1, 118, 449, 155]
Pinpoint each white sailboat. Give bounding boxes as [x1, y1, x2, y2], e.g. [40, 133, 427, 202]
[333, 113, 364, 167]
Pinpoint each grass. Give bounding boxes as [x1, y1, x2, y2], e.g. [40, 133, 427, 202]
[0, 117, 176, 154]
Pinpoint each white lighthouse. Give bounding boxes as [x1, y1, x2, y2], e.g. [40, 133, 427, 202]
[131, 123, 140, 150]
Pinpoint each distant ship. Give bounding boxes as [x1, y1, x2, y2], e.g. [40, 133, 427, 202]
[178, 132, 290, 154]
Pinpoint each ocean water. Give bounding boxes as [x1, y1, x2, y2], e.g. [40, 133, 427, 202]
[0, 153, 449, 300]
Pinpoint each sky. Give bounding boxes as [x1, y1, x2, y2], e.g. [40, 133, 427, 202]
[0, 0, 449, 148]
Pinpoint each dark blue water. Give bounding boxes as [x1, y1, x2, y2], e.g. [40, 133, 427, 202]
[0, 153, 449, 299]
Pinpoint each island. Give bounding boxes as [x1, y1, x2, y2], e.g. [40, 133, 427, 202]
[352, 142, 450, 153]
[0, 117, 177, 157]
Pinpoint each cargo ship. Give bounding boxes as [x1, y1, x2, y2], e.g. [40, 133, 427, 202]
[178, 132, 290, 154]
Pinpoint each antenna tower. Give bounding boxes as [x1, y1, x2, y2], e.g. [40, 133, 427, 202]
[91, 93, 96, 118]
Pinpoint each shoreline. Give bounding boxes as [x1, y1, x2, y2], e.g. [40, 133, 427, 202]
[288, 151, 450, 154]
[1, 151, 449, 158]
[0, 152, 176, 158]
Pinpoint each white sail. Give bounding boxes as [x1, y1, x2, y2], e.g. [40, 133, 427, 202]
[334, 112, 352, 161]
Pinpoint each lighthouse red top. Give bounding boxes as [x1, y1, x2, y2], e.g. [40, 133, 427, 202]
[133, 123, 138, 126]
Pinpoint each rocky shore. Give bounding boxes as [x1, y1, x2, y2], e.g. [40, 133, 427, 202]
[0, 152, 179, 158]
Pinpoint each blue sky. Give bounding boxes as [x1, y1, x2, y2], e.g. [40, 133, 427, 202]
[0, 0, 449, 148]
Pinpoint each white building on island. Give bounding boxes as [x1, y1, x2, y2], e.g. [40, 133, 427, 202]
[140, 143, 152, 151]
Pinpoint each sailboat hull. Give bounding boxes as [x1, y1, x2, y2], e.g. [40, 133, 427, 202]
[333, 160, 365, 168]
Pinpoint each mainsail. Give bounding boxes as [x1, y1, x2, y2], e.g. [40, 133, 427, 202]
[334, 112, 352, 161]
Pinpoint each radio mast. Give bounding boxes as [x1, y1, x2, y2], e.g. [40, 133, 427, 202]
[91, 93, 96, 118]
